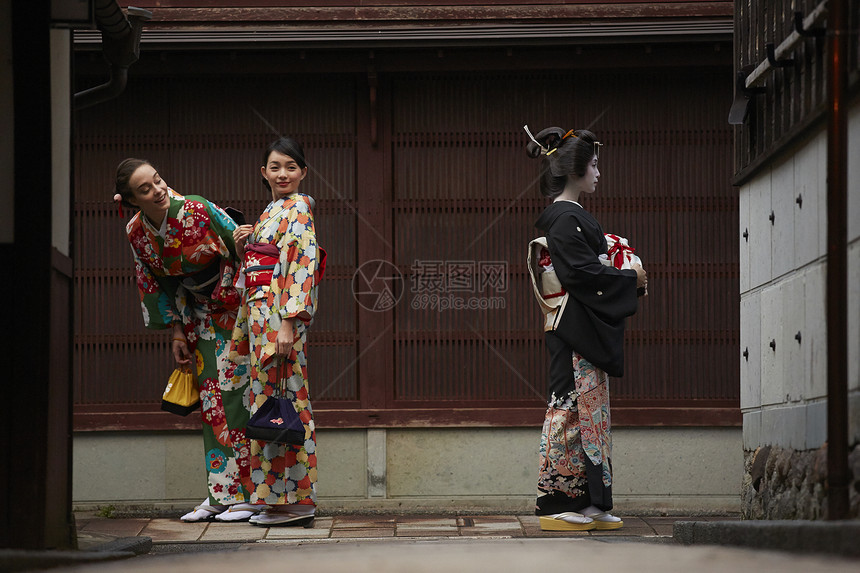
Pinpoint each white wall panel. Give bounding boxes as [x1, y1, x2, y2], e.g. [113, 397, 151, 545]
[781, 273, 805, 402]
[760, 283, 784, 406]
[749, 171, 773, 288]
[740, 291, 761, 410]
[793, 134, 821, 268]
[817, 133, 828, 258]
[739, 184, 751, 293]
[771, 157, 795, 279]
[803, 263, 828, 399]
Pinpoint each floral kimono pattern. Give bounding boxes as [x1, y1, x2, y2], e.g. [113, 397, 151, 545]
[536, 352, 612, 513]
[230, 193, 319, 507]
[127, 191, 251, 505]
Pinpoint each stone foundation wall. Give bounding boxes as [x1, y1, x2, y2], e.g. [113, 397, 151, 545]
[74, 427, 743, 514]
[742, 443, 860, 519]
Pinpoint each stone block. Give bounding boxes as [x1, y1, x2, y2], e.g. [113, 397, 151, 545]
[749, 171, 773, 288]
[366, 428, 386, 497]
[793, 131, 823, 267]
[611, 428, 742, 497]
[73, 433, 177, 502]
[316, 429, 367, 498]
[163, 434, 207, 500]
[739, 183, 751, 293]
[761, 407, 787, 447]
[786, 404, 806, 450]
[803, 264, 827, 399]
[770, 156, 795, 279]
[760, 284, 784, 406]
[781, 273, 805, 402]
[674, 519, 860, 557]
[743, 410, 761, 450]
[817, 131, 828, 257]
[805, 400, 827, 450]
[386, 428, 537, 497]
[740, 292, 761, 410]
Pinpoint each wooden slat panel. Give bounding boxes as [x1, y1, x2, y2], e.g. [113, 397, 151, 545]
[74, 59, 739, 428]
[73, 73, 360, 408]
[390, 70, 737, 406]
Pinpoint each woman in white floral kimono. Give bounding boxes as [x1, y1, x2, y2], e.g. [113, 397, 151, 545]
[231, 137, 324, 527]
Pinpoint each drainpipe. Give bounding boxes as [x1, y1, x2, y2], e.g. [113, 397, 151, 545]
[825, 0, 849, 521]
[74, 2, 151, 110]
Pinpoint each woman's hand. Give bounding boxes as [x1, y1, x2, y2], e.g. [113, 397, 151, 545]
[632, 263, 648, 291]
[276, 318, 295, 356]
[171, 323, 193, 369]
[233, 224, 253, 253]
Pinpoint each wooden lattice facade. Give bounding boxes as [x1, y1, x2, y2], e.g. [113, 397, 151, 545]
[73, 3, 739, 430]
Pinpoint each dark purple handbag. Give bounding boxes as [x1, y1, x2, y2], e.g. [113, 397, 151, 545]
[245, 360, 305, 445]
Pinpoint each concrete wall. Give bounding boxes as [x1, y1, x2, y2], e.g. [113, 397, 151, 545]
[738, 103, 860, 518]
[50, 28, 71, 256]
[73, 427, 741, 515]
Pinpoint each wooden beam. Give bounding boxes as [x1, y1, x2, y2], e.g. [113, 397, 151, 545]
[74, 404, 741, 430]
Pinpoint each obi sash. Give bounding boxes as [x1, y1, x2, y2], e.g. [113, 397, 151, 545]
[244, 242, 328, 288]
[179, 259, 221, 298]
[244, 243, 280, 287]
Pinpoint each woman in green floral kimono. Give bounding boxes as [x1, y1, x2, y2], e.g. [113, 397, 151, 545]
[114, 158, 256, 522]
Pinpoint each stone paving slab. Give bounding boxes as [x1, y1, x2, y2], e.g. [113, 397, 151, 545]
[198, 522, 266, 542]
[395, 518, 458, 526]
[332, 516, 396, 529]
[333, 528, 397, 538]
[79, 518, 149, 538]
[458, 516, 523, 537]
[140, 519, 206, 543]
[265, 526, 333, 540]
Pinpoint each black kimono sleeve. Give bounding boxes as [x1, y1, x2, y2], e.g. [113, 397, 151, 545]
[545, 210, 638, 376]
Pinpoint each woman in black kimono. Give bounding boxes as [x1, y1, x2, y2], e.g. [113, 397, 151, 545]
[526, 126, 647, 531]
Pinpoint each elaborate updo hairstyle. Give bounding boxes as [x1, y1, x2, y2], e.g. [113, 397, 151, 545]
[261, 137, 307, 193]
[115, 158, 152, 208]
[525, 127, 599, 199]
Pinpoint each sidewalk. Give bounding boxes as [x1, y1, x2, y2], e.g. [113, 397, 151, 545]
[74, 512, 696, 550]
[13, 512, 857, 573]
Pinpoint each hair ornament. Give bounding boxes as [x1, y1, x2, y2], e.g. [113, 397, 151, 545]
[523, 125, 549, 155]
[544, 128, 579, 156]
[113, 193, 124, 217]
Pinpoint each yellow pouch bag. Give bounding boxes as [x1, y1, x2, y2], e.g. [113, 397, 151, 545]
[161, 368, 200, 416]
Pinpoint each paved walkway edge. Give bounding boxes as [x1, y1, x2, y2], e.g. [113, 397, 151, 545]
[0, 537, 152, 573]
[673, 520, 860, 558]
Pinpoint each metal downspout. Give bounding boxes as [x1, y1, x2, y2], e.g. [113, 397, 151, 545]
[825, 0, 849, 521]
[74, 1, 151, 110]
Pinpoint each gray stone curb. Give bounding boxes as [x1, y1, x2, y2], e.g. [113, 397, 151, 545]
[88, 535, 153, 555]
[673, 520, 860, 558]
[0, 537, 151, 572]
